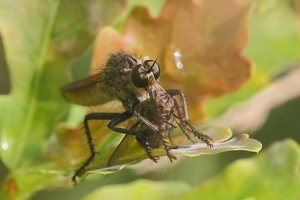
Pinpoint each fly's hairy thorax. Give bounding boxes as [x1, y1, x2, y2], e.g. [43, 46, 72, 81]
[103, 53, 145, 110]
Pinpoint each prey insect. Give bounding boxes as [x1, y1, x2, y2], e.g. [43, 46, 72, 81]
[61, 52, 213, 184]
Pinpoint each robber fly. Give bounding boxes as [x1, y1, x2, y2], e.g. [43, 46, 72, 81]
[61, 52, 213, 184]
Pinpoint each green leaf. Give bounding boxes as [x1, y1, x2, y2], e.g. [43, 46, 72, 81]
[83, 180, 190, 200]
[81, 139, 299, 200]
[172, 134, 262, 157]
[180, 139, 300, 200]
[113, 0, 165, 31]
[0, 0, 152, 171]
[246, 1, 300, 74]
[0, 0, 69, 170]
[0, 167, 63, 200]
[76, 139, 299, 200]
[205, 0, 300, 118]
[0, 125, 262, 200]
[82, 126, 261, 178]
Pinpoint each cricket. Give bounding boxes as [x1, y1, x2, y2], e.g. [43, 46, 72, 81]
[61, 52, 213, 184]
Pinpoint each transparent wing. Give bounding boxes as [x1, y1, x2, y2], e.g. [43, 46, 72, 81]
[61, 73, 115, 106]
[107, 135, 146, 167]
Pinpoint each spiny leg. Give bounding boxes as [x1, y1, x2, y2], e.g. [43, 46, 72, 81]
[167, 89, 189, 121]
[134, 109, 177, 162]
[129, 121, 160, 163]
[108, 111, 163, 162]
[168, 90, 195, 143]
[160, 132, 177, 162]
[162, 119, 177, 146]
[133, 109, 159, 132]
[72, 112, 121, 185]
[109, 110, 173, 164]
[178, 123, 196, 143]
[167, 89, 213, 148]
[168, 89, 194, 143]
[182, 121, 213, 148]
[136, 135, 159, 163]
[73, 111, 144, 185]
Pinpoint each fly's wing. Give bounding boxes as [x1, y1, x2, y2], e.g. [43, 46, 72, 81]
[61, 73, 115, 106]
[107, 135, 146, 167]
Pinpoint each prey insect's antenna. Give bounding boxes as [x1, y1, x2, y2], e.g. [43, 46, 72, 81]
[151, 59, 158, 69]
[146, 59, 158, 74]
[151, 59, 157, 68]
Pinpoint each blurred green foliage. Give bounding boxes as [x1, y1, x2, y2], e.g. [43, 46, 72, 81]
[76, 140, 300, 200]
[181, 139, 300, 200]
[205, 0, 300, 118]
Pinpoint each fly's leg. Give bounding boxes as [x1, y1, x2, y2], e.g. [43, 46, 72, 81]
[72, 112, 121, 185]
[136, 135, 159, 163]
[109, 112, 167, 164]
[167, 89, 195, 143]
[133, 109, 159, 132]
[134, 109, 177, 162]
[181, 121, 213, 148]
[129, 121, 160, 163]
[73, 111, 143, 185]
[167, 132, 175, 146]
[167, 89, 213, 148]
[177, 123, 196, 143]
[162, 120, 177, 146]
[167, 89, 189, 121]
[159, 131, 177, 162]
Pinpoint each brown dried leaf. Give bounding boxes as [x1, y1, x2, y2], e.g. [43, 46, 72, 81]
[92, 0, 253, 119]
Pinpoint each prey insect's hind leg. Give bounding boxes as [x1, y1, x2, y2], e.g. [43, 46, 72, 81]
[72, 112, 121, 185]
[136, 135, 160, 163]
[129, 121, 160, 163]
[159, 133, 177, 162]
[167, 89, 213, 148]
[134, 110, 177, 162]
[108, 111, 162, 162]
[181, 121, 213, 148]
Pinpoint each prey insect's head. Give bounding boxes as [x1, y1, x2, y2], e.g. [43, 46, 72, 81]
[131, 59, 160, 88]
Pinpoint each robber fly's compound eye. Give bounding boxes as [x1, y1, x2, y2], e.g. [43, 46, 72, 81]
[131, 60, 160, 88]
[131, 64, 148, 88]
[144, 60, 160, 80]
